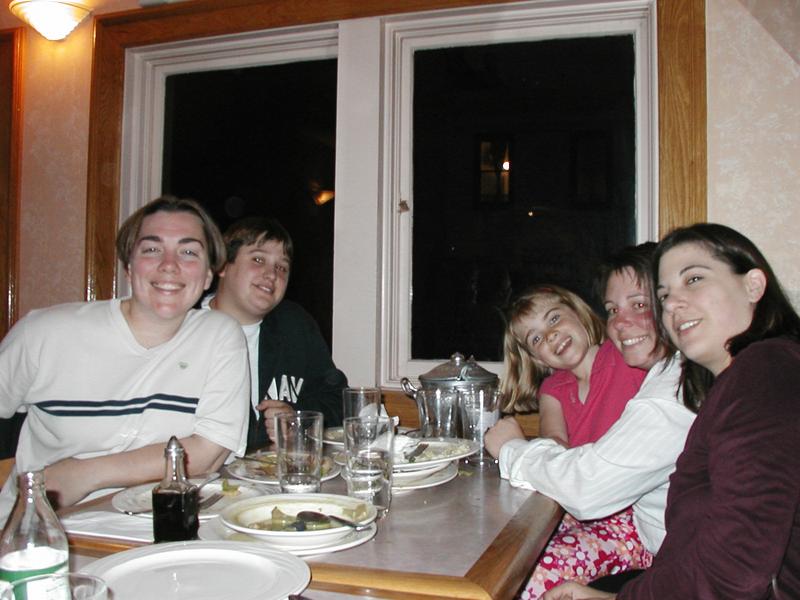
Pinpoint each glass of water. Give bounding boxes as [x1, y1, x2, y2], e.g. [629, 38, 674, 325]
[458, 386, 501, 467]
[9, 573, 107, 600]
[343, 416, 394, 517]
[275, 411, 324, 493]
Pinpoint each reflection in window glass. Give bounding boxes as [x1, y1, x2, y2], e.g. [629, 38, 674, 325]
[412, 36, 635, 362]
[162, 60, 337, 346]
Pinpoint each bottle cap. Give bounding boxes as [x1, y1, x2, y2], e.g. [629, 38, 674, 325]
[164, 435, 184, 457]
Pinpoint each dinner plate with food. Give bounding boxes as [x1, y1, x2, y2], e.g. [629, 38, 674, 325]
[227, 451, 340, 486]
[218, 493, 377, 551]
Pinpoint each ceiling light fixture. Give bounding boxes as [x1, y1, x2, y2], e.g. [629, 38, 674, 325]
[9, 0, 92, 41]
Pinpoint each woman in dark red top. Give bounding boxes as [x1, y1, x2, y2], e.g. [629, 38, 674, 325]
[545, 223, 800, 600]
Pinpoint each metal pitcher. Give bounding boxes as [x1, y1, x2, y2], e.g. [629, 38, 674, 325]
[401, 353, 499, 437]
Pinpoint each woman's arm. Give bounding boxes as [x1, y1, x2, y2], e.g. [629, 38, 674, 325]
[539, 393, 569, 447]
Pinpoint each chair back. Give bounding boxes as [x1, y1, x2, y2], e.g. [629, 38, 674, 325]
[0, 457, 15, 487]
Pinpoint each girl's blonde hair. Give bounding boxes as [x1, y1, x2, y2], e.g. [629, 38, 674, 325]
[500, 284, 605, 413]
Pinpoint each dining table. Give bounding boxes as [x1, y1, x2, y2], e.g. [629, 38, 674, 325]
[59, 458, 563, 600]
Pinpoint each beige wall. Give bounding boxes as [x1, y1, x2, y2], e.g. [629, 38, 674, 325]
[707, 0, 800, 308]
[1, 0, 798, 316]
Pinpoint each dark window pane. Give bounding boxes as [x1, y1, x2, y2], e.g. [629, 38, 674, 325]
[412, 36, 636, 362]
[162, 59, 337, 346]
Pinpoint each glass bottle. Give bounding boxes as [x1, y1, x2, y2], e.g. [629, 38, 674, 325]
[152, 436, 199, 543]
[0, 470, 69, 596]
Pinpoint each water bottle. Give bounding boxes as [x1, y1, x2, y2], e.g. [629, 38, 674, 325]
[0, 470, 69, 599]
[152, 436, 199, 543]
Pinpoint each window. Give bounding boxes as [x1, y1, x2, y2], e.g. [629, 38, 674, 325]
[162, 60, 337, 345]
[410, 37, 636, 363]
[381, 2, 656, 385]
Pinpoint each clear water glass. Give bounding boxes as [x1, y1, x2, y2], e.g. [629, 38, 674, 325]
[343, 416, 394, 517]
[342, 387, 382, 420]
[11, 573, 107, 600]
[458, 386, 500, 466]
[275, 411, 324, 493]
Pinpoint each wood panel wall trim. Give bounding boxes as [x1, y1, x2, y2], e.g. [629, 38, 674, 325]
[0, 28, 23, 339]
[84, 0, 707, 300]
[657, 0, 707, 234]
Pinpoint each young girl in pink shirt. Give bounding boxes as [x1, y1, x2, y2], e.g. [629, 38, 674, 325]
[500, 285, 648, 598]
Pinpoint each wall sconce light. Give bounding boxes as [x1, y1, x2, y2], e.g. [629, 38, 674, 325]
[9, 0, 92, 41]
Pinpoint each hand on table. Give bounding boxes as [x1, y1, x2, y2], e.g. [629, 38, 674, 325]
[484, 416, 525, 458]
[542, 582, 616, 600]
[257, 399, 296, 443]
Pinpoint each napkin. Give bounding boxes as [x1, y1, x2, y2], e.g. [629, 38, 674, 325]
[393, 435, 419, 462]
[61, 510, 154, 543]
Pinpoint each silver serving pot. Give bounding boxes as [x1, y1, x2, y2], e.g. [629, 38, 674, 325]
[401, 353, 499, 436]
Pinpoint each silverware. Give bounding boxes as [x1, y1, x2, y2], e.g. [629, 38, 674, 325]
[198, 492, 224, 511]
[122, 506, 152, 516]
[294, 510, 373, 532]
[404, 442, 428, 462]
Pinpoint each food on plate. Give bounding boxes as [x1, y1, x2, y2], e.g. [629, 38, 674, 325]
[246, 453, 333, 477]
[220, 479, 241, 496]
[250, 503, 368, 532]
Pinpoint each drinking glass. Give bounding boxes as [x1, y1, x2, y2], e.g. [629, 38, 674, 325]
[342, 387, 382, 420]
[417, 388, 459, 438]
[10, 573, 107, 600]
[458, 386, 501, 466]
[275, 411, 324, 493]
[343, 416, 394, 517]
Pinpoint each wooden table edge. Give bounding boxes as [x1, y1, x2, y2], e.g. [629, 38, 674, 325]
[467, 492, 563, 598]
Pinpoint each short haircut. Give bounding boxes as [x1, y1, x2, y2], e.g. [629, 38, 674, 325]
[222, 216, 294, 265]
[116, 196, 226, 272]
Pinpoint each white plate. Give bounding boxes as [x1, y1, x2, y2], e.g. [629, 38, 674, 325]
[220, 493, 377, 550]
[390, 461, 449, 484]
[325, 426, 414, 447]
[227, 452, 340, 485]
[392, 438, 479, 472]
[394, 461, 459, 491]
[323, 427, 345, 446]
[112, 480, 267, 521]
[199, 517, 377, 556]
[80, 540, 309, 600]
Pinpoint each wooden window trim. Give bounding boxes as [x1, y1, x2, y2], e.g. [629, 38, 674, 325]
[83, 0, 706, 301]
[0, 28, 22, 338]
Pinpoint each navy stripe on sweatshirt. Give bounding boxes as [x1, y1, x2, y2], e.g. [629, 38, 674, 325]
[34, 394, 199, 417]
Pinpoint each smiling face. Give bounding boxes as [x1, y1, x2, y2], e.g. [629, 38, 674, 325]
[513, 297, 594, 374]
[215, 238, 290, 324]
[126, 210, 213, 329]
[657, 242, 765, 375]
[604, 267, 663, 370]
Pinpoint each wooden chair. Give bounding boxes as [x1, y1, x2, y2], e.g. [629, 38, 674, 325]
[0, 457, 15, 487]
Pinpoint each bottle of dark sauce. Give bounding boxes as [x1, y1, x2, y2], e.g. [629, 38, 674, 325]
[152, 436, 199, 543]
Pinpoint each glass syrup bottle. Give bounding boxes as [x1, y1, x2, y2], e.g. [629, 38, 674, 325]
[152, 436, 199, 543]
[0, 470, 69, 598]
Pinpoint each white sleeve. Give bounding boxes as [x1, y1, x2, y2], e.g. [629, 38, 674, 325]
[192, 319, 249, 456]
[499, 360, 695, 519]
[0, 313, 37, 418]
